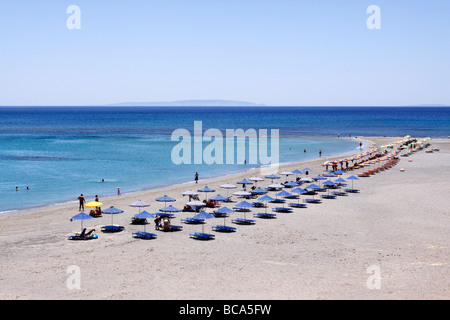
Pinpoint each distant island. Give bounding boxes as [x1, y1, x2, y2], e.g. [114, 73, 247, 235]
[106, 100, 266, 107]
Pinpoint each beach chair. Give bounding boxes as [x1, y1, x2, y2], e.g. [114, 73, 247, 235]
[344, 188, 360, 193]
[130, 217, 148, 225]
[252, 201, 265, 208]
[68, 228, 98, 240]
[212, 225, 236, 232]
[157, 224, 183, 232]
[181, 217, 205, 224]
[321, 194, 337, 199]
[269, 199, 285, 204]
[272, 207, 293, 213]
[232, 218, 256, 225]
[289, 202, 307, 208]
[132, 231, 157, 240]
[331, 191, 348, 196]
[190, 232, 215, 240]
[101, 225, 125, 233]
[253, 212, 277, 219]
[303, 198, 322, 204]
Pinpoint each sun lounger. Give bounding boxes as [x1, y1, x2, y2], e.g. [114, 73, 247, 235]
[303, 198, 322, 204]
[321, 194, 337, 199]
[157, 225, 183, 232]
[232, 218, 256, 225]
[269, 199, 285, 203]
[289, 203, 307, 208]
[68, 228, 98, 240]
[344, 188, 360, 193]
[212, 225, 236, 232]
[252, 201, 265, 208]
[190, 232, 215, 240]
[101, 225, 125, 233]
[253, 212, 277, 219]
[358, 173, 371, 177]
[132, 231, 157, 240]
[272, 207, 293, 213]
[181, 217, 205, 224]
[130, 217, 148, 225]
[331, 191, 348, 196]
[212, 211, 229, 218]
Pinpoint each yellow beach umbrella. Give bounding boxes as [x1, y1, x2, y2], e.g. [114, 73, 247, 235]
[86, 201, 103, 207]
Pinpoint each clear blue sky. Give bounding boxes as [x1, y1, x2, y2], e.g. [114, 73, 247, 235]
[0, 0, 449, 106]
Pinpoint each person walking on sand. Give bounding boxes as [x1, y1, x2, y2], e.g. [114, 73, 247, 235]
[78, 193, 86, 211]
[195, 171, 199, 184]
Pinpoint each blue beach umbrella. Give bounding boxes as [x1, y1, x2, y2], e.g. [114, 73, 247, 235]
[237, 179, 253, 185]
[323, 172, 337, 178]
[322, 180, 336, 194]
[155, 195, 176, 207]
[334, 177, 347, 186]
[291, 169, 303, 174]
[209, 194, 228, 202]
[234, 200, 253, 220]
[134, 211, 156, 232]
[303, 168, 312, 173]
[250, 187, 268, 195]
[346, 175, 359, 189]
[257, 195, 275, 214]
[214, 206, 235, 226]
[334, 169, 345, 175]
[102, 206, 124, 226]
[258, 195, 275, 202]
[214, 206, 234, 215]
[235, 200, 253, 208]
[265, 174, 280, 182]
[284, 181, 299, 188]
[71, 212, 93, 232]
[276, 190, 292, 197]
[237, 179, 253, 191]
[197, 186, 216, 200]
[306, 183, 321, 190]
[193, 211, 215, 233]
[159, 205, 181, 213]
[291, 187, 307, 195]
[291, 187, 307, 204]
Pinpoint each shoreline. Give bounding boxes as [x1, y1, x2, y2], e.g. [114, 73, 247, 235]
[0, 137, 372, 216]
[1, 135, 449, 300]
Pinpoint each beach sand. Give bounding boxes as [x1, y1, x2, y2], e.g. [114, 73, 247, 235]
[0, 136, 449, 300]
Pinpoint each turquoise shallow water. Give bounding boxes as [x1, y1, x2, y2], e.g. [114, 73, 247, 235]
[0, 106, 448, 212]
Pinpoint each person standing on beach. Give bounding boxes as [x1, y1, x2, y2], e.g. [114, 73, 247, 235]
[78, 194, 86, 211]
[359, 141, 363, 149]
[319, 150, 322, 157]
[195, 171, 199, 184]
[117, 187, 121, 196]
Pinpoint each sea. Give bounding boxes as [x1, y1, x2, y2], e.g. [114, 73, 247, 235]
[0, 106, 449, 213]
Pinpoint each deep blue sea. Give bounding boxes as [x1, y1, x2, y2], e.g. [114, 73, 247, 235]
[0, 106, 449, 213]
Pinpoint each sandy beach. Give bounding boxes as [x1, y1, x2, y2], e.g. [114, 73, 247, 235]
[0, 136, 449, 300]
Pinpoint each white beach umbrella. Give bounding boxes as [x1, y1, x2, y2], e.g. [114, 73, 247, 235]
[233, 190, 252, 197]
[220, 183, 237, 199]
